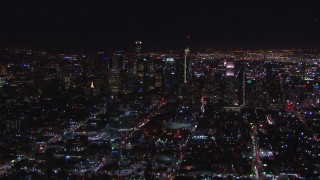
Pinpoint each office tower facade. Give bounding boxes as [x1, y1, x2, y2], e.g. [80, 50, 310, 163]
[136, 57, 146, 84]
[238, 68, 246, 106]
[163, 58, 178, 94]
[184, 47, 190, 83]
[112, 51, 124, 70]
[226, 61, 235, 77]
[108, 68, 121, 94]
[135, 41, 142, 55]
[134, 41, 142, 75]
[154, 59, 164, 92]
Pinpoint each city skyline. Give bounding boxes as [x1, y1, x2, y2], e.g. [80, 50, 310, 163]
[1, 47, 320, 179]
[1, 1, 320, 179]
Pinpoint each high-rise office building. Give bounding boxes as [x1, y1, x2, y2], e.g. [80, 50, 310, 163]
[184, 47, 190, 83]
[0, 65, 7, 76]
[226, 61, 235, 77]
[134, 41, 143, 76]
[108, 68, 120, 94]
[136, 56, 155, 93]
[112, 51, 124, 70]
[163, 58, 177, 94]
[136, 57, 145, 84]
[111, 51, 125, 95]
[135, 41, 142, 56]
[238, 68, 246, 106]
[154, 59, 164, 92]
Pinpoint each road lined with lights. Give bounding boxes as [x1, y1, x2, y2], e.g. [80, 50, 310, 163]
[165, 97, 204, 179]
[251, 124, 263, 179]
[127, 98, 167, 139]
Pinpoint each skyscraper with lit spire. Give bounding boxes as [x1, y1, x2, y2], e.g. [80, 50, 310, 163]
[184, 35, 191, 84]
[184, 47, 190, 84]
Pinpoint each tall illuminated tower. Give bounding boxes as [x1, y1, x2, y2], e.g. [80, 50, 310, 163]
[113, 51, 124, 70]
[184, 35, 191, 84]
[134, 41, 142, 75]
[184, 47, 190, 83]
[226, 61, 235, 77]
[135, 41, 142, 56]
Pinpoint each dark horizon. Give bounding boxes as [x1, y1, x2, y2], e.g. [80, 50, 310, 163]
[1, 1, 320, 51]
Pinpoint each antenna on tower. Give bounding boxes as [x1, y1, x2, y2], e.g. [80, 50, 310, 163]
[187, 34, 190, 49]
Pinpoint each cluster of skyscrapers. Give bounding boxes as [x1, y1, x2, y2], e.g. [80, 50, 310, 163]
[0, 47, 320, 179]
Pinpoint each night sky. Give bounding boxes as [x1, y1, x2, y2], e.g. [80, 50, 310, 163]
[1, 0, 320, 51]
